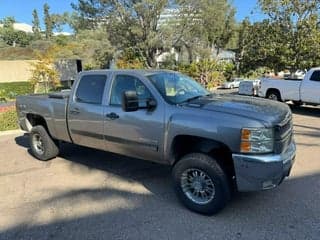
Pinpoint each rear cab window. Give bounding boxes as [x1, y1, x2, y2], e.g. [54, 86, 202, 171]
[75, 74, 107, 104]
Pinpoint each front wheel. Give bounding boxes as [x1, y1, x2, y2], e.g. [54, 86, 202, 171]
[30, 125, 59, 161]
[172, 153, 231, 215]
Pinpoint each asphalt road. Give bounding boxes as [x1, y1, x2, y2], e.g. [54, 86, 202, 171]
[0, 105, 319, 240]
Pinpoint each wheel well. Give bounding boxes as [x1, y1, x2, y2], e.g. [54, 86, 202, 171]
[26, 114, 49, 132]
[171, 135, 235, 178]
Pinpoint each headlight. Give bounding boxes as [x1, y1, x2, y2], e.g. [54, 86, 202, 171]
[240, 128, 274, 153]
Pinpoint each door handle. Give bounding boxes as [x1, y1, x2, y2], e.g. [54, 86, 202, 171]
[69, 108, 80, 115]
[106, 112, 119, 120]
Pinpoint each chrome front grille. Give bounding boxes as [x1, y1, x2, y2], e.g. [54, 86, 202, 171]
[275, 118, 293, 140]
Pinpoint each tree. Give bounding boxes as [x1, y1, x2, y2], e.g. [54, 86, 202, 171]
[32, 9, 41, 39]
[72, 0, 169, 68]
[198, 0, 236, 54]
[0, 17, 31, 47]
[29, 45, 61, 93]
[70, 0, 106, 31]
[74, 29, 114, 68]
[51, 12, 70, 32]
[236, 19, 284, 74]
[1, 16, 15, 29]
[257, 0, 320, 73]
[44, 3, 53, 39]
[159, 0, 237, 64]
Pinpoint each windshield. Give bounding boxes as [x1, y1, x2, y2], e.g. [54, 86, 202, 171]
[147, 72, 209, 104]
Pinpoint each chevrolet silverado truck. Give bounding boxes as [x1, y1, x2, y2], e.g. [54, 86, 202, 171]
[259, 67, 320, 105]
[16, 70, 296, 214]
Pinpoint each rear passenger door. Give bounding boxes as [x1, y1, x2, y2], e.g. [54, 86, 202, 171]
[68, 73, 108, 150]
[300, 70, 320, 104]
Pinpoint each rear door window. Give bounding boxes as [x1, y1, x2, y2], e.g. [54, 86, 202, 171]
[75, 75, 107, 104]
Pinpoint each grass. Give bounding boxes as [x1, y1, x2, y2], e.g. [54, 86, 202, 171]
[0, 107, 18, 131]
[0, 82, 33, 100]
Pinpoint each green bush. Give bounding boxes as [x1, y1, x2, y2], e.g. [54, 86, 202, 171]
[0, 82, 33, 99]
[0, 108, 18, 131]
[174, 60, 235, 89]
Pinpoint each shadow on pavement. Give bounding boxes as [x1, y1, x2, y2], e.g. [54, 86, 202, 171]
[14, 134, 173, 197]
[1, 170, 319, 239]
[290, 105, 320, 117]
[14, 133, 29, 148]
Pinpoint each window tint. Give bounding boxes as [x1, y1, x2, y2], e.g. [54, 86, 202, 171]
[310, 71, 320, 81]
[110, 75, 152, 107]
[76, 75, 107, 104]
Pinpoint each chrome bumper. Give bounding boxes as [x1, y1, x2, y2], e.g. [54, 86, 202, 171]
[232, 141, 296, 192]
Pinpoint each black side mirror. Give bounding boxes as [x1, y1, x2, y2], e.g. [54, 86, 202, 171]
[147, 99, 157, 109]
[122, 91, 139, 112]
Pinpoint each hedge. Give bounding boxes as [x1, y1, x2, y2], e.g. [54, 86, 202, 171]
[0, 108, 18, 131]
[0, 82, 33, 100]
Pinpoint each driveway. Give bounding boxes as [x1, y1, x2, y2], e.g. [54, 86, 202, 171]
[0, 106, 319, 240]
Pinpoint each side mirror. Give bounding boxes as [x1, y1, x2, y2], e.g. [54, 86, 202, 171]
[122, 91, 139, 112]
[147, 99, 157, 110]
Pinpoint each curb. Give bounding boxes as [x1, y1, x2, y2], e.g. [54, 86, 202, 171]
[0, 129, 25, 136]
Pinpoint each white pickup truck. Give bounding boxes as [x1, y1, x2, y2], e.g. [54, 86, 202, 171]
[259, 67, 320, 105]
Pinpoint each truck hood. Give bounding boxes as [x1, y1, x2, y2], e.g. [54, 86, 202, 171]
[185, 94, 290, 125]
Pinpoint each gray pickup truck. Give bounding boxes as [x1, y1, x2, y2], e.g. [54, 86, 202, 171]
[16, 70, 296, 214]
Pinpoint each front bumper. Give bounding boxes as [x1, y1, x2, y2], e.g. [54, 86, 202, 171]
[232, 141, 296, 192]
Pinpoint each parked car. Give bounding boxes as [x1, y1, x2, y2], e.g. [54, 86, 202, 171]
[221, 78, 244, 89]
[259, 67, 320, 106]
[16, 70, 295, 215]
[238, 79, 261, 96]
[283, 70, 306, 80]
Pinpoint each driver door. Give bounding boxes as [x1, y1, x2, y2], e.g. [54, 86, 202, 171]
[103, 73, 165, 162]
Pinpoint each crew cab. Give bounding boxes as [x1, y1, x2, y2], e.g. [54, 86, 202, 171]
[16, 70, 296, 214]
[259, 68, 320, 105]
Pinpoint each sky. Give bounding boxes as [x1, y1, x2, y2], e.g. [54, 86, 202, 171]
[0, 0, 265, 32]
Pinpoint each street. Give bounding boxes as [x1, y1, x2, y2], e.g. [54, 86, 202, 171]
[0, 105, 319, 240]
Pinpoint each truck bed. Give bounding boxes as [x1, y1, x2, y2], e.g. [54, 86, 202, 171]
[16, 92, 71, 142]
[259, 78, 301, 101]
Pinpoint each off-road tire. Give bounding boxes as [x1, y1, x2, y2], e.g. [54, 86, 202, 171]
[172, 153, 231, 215]
[29, 125, 59, 161]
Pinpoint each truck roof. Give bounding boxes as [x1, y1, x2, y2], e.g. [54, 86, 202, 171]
[80, 69, 176, 77]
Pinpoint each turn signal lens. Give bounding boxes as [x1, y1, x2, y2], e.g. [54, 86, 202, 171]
[240, 141, 251, 153]
[241, 129, 251, 141]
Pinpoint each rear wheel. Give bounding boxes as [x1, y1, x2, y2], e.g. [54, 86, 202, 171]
[266, 90, 281, 101]
[30, 125, 59, 161]
[172, 153, 231, 215]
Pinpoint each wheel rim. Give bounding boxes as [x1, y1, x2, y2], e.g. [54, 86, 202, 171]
[268, 93, 278, 100]
[32, 133, 44, 155]
[180, 168, 215, 205]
